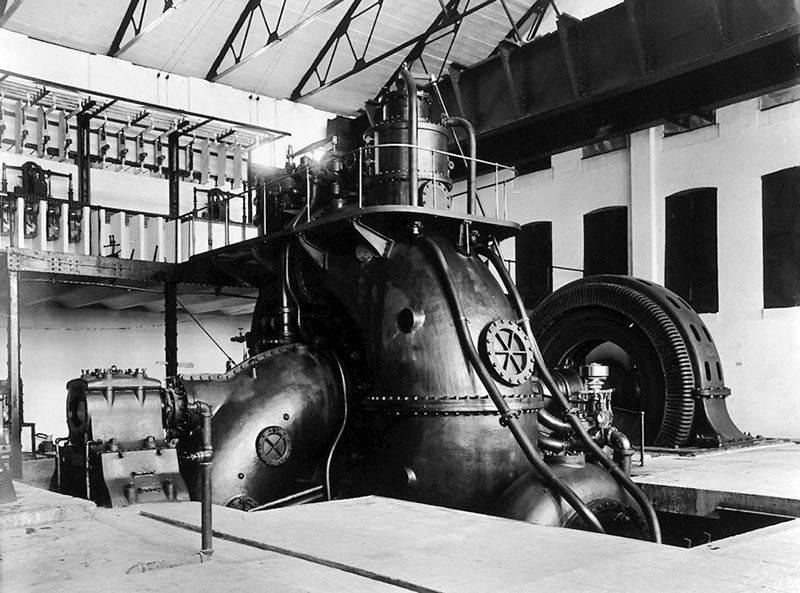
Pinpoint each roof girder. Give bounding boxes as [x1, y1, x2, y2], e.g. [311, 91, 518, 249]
[207, 0, 351, 82]
[290, 0, 506, 102]
[108, 0, 188, 58]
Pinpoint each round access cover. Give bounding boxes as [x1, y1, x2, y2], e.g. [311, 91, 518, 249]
[255, 426, 292, 466]
[482, 319, 535, 386]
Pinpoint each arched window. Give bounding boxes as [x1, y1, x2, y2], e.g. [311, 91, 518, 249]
[665, 188, 719, 313]
[516, 221, 552, 308]
[583, 206, 628, 276]
[762, 166, 800, 308]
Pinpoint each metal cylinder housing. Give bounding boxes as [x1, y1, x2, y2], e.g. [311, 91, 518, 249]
[364, 90, 452, 206]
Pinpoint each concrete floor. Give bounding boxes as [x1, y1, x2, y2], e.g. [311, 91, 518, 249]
[634, 440, 800, 517]
[2, 443, 799, 592]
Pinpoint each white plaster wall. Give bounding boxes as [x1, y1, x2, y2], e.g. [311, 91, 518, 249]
[504, 96, 800, 439]
[503, 146, 632, 287]
[0, 304, 251, 439]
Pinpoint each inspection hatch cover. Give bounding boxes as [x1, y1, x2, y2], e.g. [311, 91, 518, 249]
[256, 426, 292, 466]
[482, 319, 535, 386]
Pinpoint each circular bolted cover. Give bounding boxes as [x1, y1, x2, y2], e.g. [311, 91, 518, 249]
[481, 319, 536, 386]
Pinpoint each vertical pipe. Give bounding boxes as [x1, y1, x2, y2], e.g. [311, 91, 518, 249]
[6, 267, 21, 478]
[398, 69, 418, 207]
[207, 198, 212, 250]
[430, 145, 436, 208]
[261, 185, 267, 233]
[241, 192, 246, 243]
[278, 245, 294, 342]
[495, 165, 499, 218]
[200, 460, 212, 555]
[224, 198, 230, 246]
[190, 401, 213, 558]
[168, 132, 180, 219]
[640, 411, 646, 467]
[164, 281, 178, 379]
[442, 117, 476, 215]
[76, 114, 91, 205]
[305, 167, 311, 223]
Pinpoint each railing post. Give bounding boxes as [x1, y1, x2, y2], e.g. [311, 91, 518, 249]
[305, 166, 311, 223]
[358, 148, 363, 208]
[224, 198, 230, 246]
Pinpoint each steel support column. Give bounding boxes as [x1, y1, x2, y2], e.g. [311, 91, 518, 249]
[165, 281, 178, 379]
[168, 132, 180, 218]
[6, 267, 21, 478]
[76, 113, 91, 205]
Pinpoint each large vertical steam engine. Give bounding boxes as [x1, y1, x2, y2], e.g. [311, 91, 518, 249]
[172, 69, 660, 540]
[60, 69, 748, 542]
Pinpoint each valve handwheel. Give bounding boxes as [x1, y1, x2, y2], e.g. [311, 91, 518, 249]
[482, 319, 535, 386]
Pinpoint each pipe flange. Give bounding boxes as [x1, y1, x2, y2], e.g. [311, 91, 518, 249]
[481, 319, 535, 386]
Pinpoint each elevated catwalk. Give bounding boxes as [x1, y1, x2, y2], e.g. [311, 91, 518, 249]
[2, 443, 799, 592]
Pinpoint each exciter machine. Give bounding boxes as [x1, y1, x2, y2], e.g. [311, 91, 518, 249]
[58, 69, 749, 543]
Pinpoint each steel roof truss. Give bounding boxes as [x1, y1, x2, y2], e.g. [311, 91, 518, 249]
[504, 0, 553, 44]
[293, 0, 503, 102]
[108, 0, 187, 58]
[0, 0, 24, 28]
[208, 0, 351, 82]
[394, 0, 462, 84]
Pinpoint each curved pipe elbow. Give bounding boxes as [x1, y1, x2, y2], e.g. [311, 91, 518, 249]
[442, 116, 476, 215]
[538, 409, 572, 437]
[397, 69, 418, 207]
[607, 428, 634, 476]
[538, 434, 569, 454]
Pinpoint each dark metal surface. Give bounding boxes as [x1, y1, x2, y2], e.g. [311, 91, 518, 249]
[481, 319, 535, 386]
[530, 275, 748, 447]
[494, 458, 649, 539]
[177, 344, 344, 507]
[170, 74, 663, 539]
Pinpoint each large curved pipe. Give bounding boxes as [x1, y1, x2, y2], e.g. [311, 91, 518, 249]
[398, 69, 419, 207]
[538, 409, 572, 436]
[419, 235, 605, 535]
[478, 243, 662, 543]
[325, 352, 349, 500]
[443, 116, 476, 215]
[538, 433, 569, 454]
